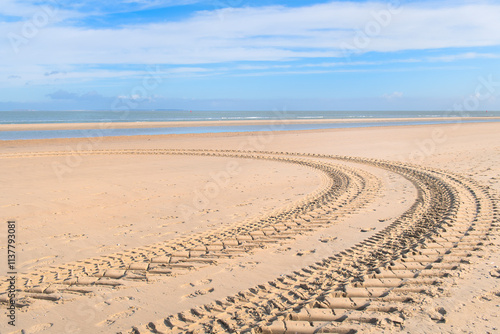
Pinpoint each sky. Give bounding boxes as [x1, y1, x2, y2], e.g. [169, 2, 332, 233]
[1, 0, 500, 112]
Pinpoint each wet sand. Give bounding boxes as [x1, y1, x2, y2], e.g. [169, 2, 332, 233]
[1, 116, 499, 132]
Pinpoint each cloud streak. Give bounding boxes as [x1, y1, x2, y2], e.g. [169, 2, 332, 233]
[1, 0, 499, 111]
[46, 89, 108, 101]
[1, 1, 500, 68]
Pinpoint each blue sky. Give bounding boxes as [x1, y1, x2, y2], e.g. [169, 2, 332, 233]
[1, 0, 500, 111]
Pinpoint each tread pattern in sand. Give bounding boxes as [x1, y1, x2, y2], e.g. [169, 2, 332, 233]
[128, 151, 498, 334]
[0, 150, 380, 308]
[0, 149, 498, 334]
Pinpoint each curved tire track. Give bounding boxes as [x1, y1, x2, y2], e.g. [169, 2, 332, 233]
[1, 149, 497, 333]
[125, 151, 498, 334]
[0, 150, 380, 308]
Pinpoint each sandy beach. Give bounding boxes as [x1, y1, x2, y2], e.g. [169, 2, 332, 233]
[0, 121, 499, 334]
[1, 116, 499, 132]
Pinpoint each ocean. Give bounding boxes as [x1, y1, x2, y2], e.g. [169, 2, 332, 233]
[2, 110, 498, 124]
[0, 110, 498, 141]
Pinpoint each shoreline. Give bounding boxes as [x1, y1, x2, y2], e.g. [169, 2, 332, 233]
[1, 116, 499, 132]
[0, 122, 497, 152]
[0, 121, 496, 147]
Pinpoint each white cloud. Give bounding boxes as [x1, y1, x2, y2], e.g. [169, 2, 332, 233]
[427, 52, 500, 62]
[383, 91, 404, 100]
[0, 63, 221, 88]
[0, 1, 499, 85]
[0, 0, 42, 17]
[0, 0, 84, 22]
[296, 52, 500, 69]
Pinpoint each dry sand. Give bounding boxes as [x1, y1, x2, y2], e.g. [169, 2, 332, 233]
[0, 121, 499, 333]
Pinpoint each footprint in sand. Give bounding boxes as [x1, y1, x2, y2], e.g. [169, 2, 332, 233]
[185, 287, 215, 299]
[95, 295, 136, 309]
[274, 247, 292, 253]
[319, 236, 337, 243]
[97, 307, 138, 327]
[21, 255, 59, 269]
[182, 278, 213, 288]
[225, 261, 261, 272]
[489, 269, 500, 278]
[295, 249, 316, 256]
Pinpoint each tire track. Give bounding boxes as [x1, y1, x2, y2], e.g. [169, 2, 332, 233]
[0, 150, 380, 308]
[2, 150, 496, 333]
[123, 151, 498, 334]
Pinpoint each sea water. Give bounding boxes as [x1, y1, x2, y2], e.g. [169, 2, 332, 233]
[0, 110, 498, 140]
[1, 110, 498, 125]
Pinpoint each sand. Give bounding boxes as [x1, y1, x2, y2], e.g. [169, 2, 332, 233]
[1, 116, 499, 132]
[0, 121, 499, 333]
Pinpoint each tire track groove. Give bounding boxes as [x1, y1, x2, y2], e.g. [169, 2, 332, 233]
[0, 150, 379, 309]
[125, 150, 497, 334]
